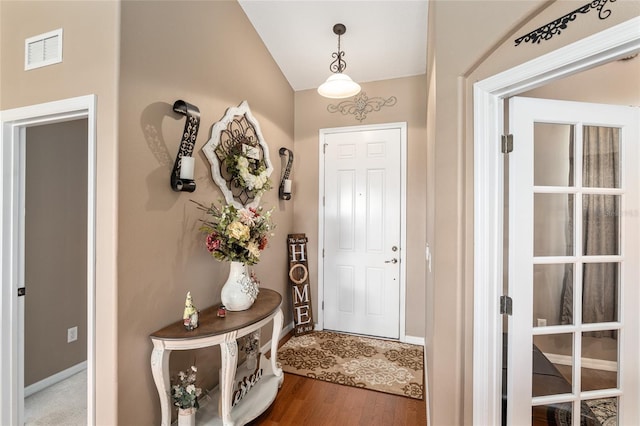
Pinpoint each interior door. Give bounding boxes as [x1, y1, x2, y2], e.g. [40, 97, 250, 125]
[322, 126, 402, 339]
[507, 97, 639, 425]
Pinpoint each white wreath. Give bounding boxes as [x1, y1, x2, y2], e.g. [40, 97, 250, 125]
[202, 101, 273, 208]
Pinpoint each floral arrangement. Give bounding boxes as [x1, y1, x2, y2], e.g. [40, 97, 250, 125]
[194, 201, 275, 265]
[171, 366, 202, 410]
[225, 147, 272, 198]
[240, 331, 260, 355]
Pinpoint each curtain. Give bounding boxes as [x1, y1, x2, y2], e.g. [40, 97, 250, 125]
[561, 126, 619, 338]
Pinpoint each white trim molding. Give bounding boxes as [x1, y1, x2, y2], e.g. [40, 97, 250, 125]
[473, 17, 640, 426]
[0, 95, 97, 426]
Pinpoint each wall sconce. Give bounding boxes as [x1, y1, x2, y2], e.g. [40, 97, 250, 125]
[317, 23, 361, 99]
[279, 147, 293, 200]
[170, 100, 200, 192]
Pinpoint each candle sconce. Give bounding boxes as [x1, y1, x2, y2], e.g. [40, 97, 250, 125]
[170, 100, 200, 192]
[279, 147, 293, 200]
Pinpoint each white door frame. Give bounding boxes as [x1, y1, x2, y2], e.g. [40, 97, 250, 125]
[473, 17, 640, 425]
[317, 122, 408, 341]
[0, 95, 97, 425]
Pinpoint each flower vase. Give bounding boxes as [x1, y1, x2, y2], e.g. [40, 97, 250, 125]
[246, 351, 258, 371]
[220, 261, 259, 311]
[177, 407, 196, 426]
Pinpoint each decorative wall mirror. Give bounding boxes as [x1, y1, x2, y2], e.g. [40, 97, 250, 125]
[202, 101, 273, 208]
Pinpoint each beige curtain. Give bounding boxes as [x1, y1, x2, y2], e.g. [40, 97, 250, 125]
[561, 126, 619, 338]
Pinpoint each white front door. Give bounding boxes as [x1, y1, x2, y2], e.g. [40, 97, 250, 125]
[507, 97, 639, 425]
[320, 124, 405, 339]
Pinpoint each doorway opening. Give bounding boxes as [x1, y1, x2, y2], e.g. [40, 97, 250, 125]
[0, 95, 96, 425]
[473, 17, 640, 426]
[317, 122, 408, 341]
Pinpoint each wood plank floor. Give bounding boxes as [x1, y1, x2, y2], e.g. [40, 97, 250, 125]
[248, 373, 427, 426]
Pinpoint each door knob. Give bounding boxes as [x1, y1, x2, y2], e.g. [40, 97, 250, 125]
[385, 258, 398, 264]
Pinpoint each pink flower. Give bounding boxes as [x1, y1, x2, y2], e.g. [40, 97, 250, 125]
[238, 208, 256, 226]
[206, 233, 221, 252]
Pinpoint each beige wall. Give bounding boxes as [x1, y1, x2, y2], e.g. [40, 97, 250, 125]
[3, 0, 639, 423]
[294, 75, 427, 339]
[25, 120, 88, 386]
[117, 1, 294, 424]
[427, 1, 554, 422]
[0, 1, 119, 423]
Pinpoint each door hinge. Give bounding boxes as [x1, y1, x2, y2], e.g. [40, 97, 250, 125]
[323, 143, 328, 154]
[322, 301, 324, 310]
[500, 295, 512, 315]
[322, 248, 325, 258]
[501, 134, 513, 154]
[18, 287, 26, 297]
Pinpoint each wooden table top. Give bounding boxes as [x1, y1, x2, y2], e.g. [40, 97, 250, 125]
[150, 288, 282, 341]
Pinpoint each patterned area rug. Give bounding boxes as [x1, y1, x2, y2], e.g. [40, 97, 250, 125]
[276, 330, 424, 399]
[552, 398, 617, 426]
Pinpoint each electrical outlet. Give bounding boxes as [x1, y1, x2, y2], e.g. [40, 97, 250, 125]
[537, 318, 547, 327]
[67, 326, 78, 343]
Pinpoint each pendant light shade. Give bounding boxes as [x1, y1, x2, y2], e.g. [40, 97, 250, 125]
[317, 73, 361, 99]
[317, 23, 361, 99]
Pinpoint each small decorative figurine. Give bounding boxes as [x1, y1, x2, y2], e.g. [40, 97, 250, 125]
[183, 291, 199, 330]
[217, 304, 227, 318]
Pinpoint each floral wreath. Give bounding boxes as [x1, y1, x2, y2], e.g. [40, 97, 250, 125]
[224, 148, 272, 199]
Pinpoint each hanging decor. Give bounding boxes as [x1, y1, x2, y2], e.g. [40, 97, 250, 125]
[327, 91, 397, 122]
[170, 100, 200, 193]
[278, 147, 293, 200]
[514, 0, 616, 46]
[317, 23, 361, 99]
[202, 101, 273, 208]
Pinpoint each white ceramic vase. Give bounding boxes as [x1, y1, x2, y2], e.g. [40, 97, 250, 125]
[220, 261, 259, 311]
[177, 407, 196, 426]
[246, 351, 258, 371]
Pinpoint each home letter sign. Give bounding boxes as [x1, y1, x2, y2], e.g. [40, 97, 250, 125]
[287, 234, 314, 336]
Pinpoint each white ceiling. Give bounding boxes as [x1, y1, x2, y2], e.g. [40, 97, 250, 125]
[238, 0, 429, 92]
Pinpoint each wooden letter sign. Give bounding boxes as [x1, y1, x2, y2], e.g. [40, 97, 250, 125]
[287, 234, 314, 336]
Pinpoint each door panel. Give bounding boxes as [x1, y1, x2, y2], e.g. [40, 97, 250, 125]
[323, 127, 401, 339]
[507, 97, 639, 425]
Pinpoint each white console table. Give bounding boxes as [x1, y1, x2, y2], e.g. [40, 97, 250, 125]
[150, 289, 284, 426]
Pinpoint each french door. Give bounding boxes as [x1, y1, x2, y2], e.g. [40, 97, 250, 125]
[320, 123, 405, 339]
[506, 97, 639, 425]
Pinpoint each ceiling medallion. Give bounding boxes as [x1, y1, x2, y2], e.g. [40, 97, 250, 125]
[514, 0, 616, 46]
[327, 92, 397, 122]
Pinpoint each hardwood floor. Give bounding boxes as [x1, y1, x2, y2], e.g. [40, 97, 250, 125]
[248, 373, 427, 426]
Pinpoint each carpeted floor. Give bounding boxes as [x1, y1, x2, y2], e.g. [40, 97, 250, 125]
[25, 370, 86, 425]
[276, 330, 424, 400]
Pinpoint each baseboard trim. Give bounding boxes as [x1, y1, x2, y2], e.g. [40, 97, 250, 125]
[260, 321, 294, 353]
[543, 352, 618, 372]
[24, 361, 87, 397]
[404, 335, 425, 346]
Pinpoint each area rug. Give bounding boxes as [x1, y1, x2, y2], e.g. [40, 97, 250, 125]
[551, 398, 617, 426]
[276, 330, 424, 400]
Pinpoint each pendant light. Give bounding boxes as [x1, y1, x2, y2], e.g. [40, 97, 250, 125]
[317, 23, 361, 99]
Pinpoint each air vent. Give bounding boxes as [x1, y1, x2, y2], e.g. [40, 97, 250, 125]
[25, 28, 63, 70]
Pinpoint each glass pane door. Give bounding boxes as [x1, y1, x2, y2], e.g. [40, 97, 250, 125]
[532, 123, 620, 426]
[507, 97, 639, 426]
